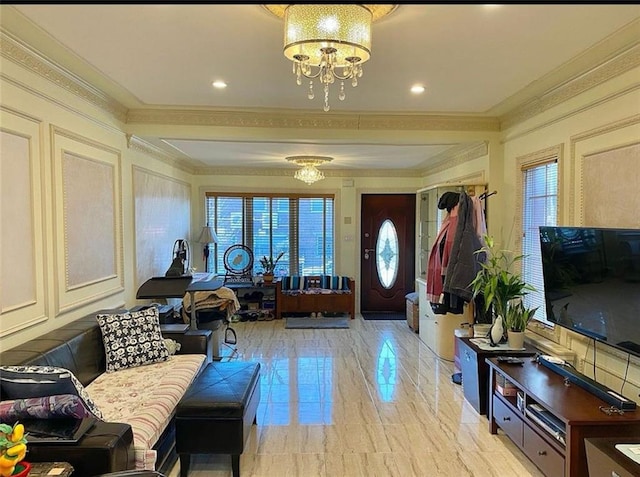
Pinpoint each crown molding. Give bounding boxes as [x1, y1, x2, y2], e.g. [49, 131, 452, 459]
[127, 108, 499, 132]
[421, 141, 489, 175]
[0, 29, 128, 122]
[127, 108, 361, 129]
[499, 34, 640, 129]
[359, 115, 500, 131]
[192, 165, 417, 178]
[126, 135, 195, 174]
[3, 11, 636, 155]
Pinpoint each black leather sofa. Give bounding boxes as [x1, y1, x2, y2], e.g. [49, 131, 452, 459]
[0, 310, 212, 477]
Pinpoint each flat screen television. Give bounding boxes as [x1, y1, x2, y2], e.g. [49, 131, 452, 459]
[539, 226, 640, 358]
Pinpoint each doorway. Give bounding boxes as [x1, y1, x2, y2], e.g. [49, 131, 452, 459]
[360, 194, 416, 313]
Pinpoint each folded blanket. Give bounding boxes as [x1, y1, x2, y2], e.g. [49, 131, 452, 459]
[181, 286, 240, 323]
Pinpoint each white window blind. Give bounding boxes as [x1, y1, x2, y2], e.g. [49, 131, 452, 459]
[522, 161, 558, 324]
[204, 193, 334, 276]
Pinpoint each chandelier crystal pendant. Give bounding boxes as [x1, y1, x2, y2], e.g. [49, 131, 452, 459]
[284, 4, 371, 112]
[287, 156, 333, 184]
[264, 4, 397, 111]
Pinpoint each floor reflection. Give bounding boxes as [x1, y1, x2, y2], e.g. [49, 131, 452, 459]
[376, 338, 397, 401]
[262, 356, 334, 425]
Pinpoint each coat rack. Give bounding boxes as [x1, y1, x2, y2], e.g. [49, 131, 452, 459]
[479, 190, 497, 200]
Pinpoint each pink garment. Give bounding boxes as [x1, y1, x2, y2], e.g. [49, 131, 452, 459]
[472, 196, 487, 246]
[441, 204, 459, 276]
[426, 204, 459, 303]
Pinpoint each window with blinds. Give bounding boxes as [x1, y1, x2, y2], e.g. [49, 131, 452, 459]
[204, 193, 334, 276]
[522, 160, 558, 324]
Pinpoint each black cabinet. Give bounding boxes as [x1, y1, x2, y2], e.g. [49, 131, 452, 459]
[456, 336, 536, 416]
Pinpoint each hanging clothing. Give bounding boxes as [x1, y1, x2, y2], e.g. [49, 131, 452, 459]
[426, 204, 459, 303]
[443, 191, 485, 302]
[471, 195, 487, 246]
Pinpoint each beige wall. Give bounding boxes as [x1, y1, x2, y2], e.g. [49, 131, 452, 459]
[1, 23, 638, 405]
[507, 68, 640, 401]
[473, 65, 638, 400]
[192, 174, 422, 313]
[0, 40, 192, 351]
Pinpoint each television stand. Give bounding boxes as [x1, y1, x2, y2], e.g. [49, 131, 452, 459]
[486, 357, 640, 477]
[537, 355, 636, 410]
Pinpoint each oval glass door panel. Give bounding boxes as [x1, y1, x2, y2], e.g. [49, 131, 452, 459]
[376, 219, 399, 289]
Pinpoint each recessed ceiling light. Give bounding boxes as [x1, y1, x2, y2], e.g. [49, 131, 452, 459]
[410, 85, 425, 94]
[212, 81, 227, 89]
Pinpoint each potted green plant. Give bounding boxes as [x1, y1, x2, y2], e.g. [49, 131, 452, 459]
[259, 251, 285, 283]
[504, 300, 539, 348]
[470, 235, 536, 342]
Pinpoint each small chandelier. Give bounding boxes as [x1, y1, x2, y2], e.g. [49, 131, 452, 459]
[287, 156, 333, 184]
[265, 5, 397, 112]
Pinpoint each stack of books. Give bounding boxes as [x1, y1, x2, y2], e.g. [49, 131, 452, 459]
[496, 374, 518, 396]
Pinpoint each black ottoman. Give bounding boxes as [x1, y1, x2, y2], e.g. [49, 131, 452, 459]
[176, 361, 261, 477]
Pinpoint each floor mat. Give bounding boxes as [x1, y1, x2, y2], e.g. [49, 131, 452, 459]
[285, 316, 350, 329]
[361, 312, 406, 321]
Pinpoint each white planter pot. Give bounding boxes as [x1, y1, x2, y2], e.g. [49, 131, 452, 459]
[507, 330, 525, 349]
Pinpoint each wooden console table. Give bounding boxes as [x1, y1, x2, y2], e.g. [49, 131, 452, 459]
[487, 357, 640, 477]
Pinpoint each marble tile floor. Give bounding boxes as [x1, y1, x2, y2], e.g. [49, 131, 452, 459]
[168, 317, 545, 477]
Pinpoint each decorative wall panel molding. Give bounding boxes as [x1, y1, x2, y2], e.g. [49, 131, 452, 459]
[569, 115, 640, 224]
[51, 125, 124, 314]
[582, 142, 640, 227]
[133, 166, 191, 290]
[0, 107, 47, 336]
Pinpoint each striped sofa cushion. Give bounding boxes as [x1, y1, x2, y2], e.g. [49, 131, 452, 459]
[280, 276, 307, 291]
[86, 354, 205, 470]
[320, 275, 351, 291]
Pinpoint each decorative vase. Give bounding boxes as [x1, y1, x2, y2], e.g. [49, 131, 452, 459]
[489, 315, 505, 346]
[507, 330, 525, 349]
[12, 461, 31, 477]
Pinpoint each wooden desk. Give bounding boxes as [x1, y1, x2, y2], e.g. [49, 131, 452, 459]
[486, 357, 640, 477]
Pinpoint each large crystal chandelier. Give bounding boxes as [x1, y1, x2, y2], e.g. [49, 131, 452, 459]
[264, 5, 397, 112]
[287, 156, 333, 184]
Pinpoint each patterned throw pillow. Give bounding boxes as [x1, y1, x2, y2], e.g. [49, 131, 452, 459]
[0, 394, 96, 421]
[0, 365, 103, 419]
[96, 307, 170, 373]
